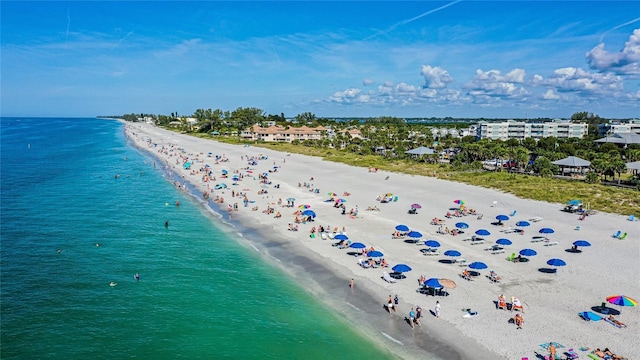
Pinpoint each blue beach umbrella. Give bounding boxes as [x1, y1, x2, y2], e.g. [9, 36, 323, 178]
[395, 224, 410, 232]
[573, 240, 591, 247]
[349, 242, 366, 249]
[539, 228, 555, 234]
[286, 197, 296, 202]
[368, 250, 384, 258]
[424, 278, 443, 288]
[475, 229, 491, 236]
[496, 215, 509, 222]
[496, 238, 512, 246]
[515, 221, 530, 227]
[519, 248, 537, 257]
[424, 240, 441, 248]
[444, 250, 462, 257]
[302, 210, 316, 218]
[334, 234, 348, 241]
[392, 264, 412, 273]
[407, 231, 423, 238]
[547, 258, 566, 267]
[221, 169, 228, 175]
[468, 261, 488, 270]
[455, 222, 469, 229]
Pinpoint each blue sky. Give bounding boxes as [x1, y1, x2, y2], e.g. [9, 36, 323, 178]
[2, 1, 639, 119]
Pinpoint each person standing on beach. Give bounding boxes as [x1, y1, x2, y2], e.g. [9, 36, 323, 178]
[349, 279, 354, 289]
[415, 306, 422, 327]
[434, 301, 441, 318]
[549, 342, 557, 359]
[408, 307, 416, 329]
[387, 295, 396, 314]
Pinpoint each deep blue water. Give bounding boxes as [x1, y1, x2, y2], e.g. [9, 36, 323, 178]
[0, 118, 393, 359]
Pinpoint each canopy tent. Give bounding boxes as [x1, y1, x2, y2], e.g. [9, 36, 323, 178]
[552, 156, 591, 177]
[552, 156, 591, 167]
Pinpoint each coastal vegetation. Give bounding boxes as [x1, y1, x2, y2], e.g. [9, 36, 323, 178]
[117, 109, 640, 215]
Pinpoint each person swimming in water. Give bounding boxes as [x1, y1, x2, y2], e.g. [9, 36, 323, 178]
[134, 273, 140, 281]
[164, 220, 169, 227]
[109, 281, 117, 287]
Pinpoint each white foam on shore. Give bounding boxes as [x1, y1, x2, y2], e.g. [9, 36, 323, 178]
[381, 332, 404, 345]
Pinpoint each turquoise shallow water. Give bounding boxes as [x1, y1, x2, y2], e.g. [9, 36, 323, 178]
[0, 118, 395, 359]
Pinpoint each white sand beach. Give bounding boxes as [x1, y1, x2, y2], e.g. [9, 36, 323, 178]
[124, 122, 639, 360]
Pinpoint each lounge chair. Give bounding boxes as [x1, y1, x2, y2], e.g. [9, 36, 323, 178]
[491, 248, 505, 255]
[529, 216, 543, 222]
[456, 258, 467, 266]
[544, 241, 559, 246]
[460, 271, 473, 281]
[470, 239, 485, 245]
[421, 248, 440, 256]
[485, 244, 503, 251]
[618, 232, 627, 240]
[629, 214, 636, 222]
[509, 210, 517, 217]
[612, 230, 621, 238]
[505, 253, 516, 262]
[382, 271, 397, 283]
[531, 236, 546, 243]
[605, 316, 627, 328]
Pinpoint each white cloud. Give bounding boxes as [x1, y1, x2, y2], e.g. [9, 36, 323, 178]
[463, 68, 530, 101]
[586, 29, 640, 75]
[542, 89, 560, 100]
[328, 88, 370, 104]
[534, 67, 623, 94]
[395, 82, 417, 93]
[363, 78, 374, 86]
[421, 65, 454, 89]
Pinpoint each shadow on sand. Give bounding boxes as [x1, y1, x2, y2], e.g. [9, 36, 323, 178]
[538, 267, 557, 274]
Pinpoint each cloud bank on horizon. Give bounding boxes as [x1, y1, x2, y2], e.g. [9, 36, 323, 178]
[1, 1, 639, 119]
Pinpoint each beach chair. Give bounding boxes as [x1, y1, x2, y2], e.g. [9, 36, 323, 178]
[500, 226, 514, 233]
[382, 271, 397, 283]
[618, 232, 627, 240]
[470, 239, 485, 245]
[531, 236, 545, 243]
[604, 316, 626, 328]
[543, 241, 559, 246]
[612, 230, 621, 238]
[460, 271, 473, 281]
[491, 248, 505, 255]
[506, 253, 516, 262]
[509, 210, 517, 217]
[629, 214, 636, 222]
[529, 216, 543, 222]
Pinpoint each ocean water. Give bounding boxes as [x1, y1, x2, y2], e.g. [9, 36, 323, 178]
[0, 118, 394, 359]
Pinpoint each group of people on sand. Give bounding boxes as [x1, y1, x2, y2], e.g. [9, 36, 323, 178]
[498, 294, 524, 313]
[357, 257, 388, 269]
[384, 293, 442, 329]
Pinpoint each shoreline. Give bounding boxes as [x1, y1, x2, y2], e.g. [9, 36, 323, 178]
[122, 121, 639, 360]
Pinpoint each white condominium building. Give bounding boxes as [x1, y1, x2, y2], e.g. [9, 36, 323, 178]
[477, 120, 588, 140]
